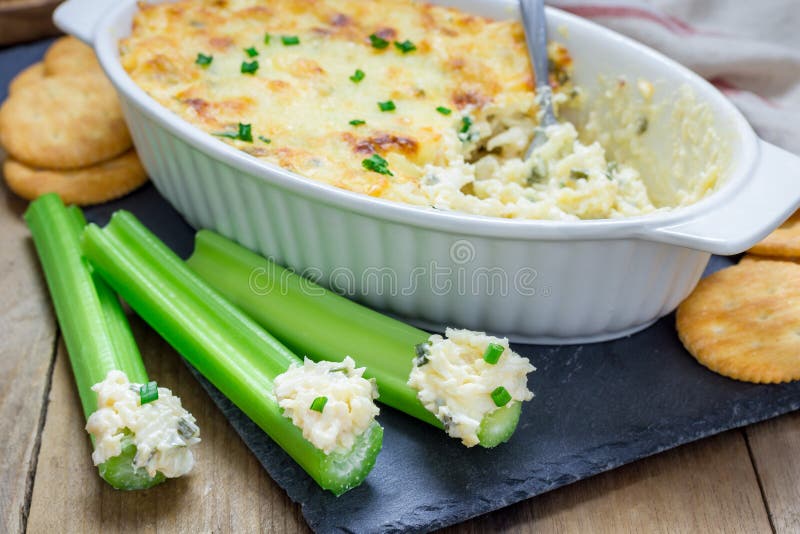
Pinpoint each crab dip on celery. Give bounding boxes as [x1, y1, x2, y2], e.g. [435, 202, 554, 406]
[409, 329, 534, 447]
[274, 357, 380, 455]
[186, 230, 537, 448]
[25, 195, 200, 490]
[86, 371, 200, 478]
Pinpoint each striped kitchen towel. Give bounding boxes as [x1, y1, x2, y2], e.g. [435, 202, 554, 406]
[550, 0, 800, 154]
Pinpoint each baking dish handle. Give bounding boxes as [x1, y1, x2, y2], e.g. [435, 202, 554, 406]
[53, 0, 117, 45]
[641, 140, 800, 255]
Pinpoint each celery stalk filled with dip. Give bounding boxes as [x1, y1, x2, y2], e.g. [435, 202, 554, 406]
[408, 329, 534, 447]
[24, 195, 200, 490]
[80, 212, 382, 495]
[186, 231, 536, 448]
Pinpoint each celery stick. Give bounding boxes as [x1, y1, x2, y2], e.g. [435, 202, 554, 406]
[81, 212, 382, 495]
[187, 230, 439, 426]
[186, 230, 526, 447]
[25, 195, 160, 490]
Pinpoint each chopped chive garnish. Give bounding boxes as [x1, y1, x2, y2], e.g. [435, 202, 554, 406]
[237, 123, 253, 142]
[241, 60, 259, 74]
[528, 166, 545, 185]
[459, 116, 473, 134]
[244, 46, 259, 57]
[491, 386, 512, 407]
[195, 53, 213, 67]
[483, 343, 505, 365]
[362, 153, 393, 176]
[258, 135, 272, 144]
[378, 100, 396, 112]
[369, 34, 390, 49]
[350, 69, 365, 83]
[281, 35, 300, 46]
[213, 123, 253, 142]
[264, 33, 271, 45]
[177, 418, 199, 440]
[413, 342, 430, 366]
[349, 119, 366, 126]
[310, 396, 328, 413]
[436, 106, 452, 115]
[570, 169, 589, 179]
[140, 381, 159, 405]
[636, 116, 649, 135]
[605, 161, 618, 181]
[394, 39, 417, 53]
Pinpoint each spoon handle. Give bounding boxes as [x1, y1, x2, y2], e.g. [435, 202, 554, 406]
[520, 0, 556, 156]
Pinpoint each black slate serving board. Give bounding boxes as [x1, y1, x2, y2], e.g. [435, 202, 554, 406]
[85, 187, 800, 534]
[5, 41, 800, 533]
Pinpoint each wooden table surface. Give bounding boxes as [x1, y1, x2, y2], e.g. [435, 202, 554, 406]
[2, 177, 799, 534]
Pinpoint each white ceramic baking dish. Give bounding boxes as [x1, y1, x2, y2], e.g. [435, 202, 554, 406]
[55, 0, 800, 344]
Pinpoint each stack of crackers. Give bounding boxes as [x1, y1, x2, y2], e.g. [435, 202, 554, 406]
[677, 212, 800, 384]
[0, 37, 148, 205]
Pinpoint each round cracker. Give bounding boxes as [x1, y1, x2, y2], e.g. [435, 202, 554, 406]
[677, 261, 800, 383]
[748, 210, 800, 258]
[0, 74, 131, 169]
[739, 254, 800, 266]
[43, 36, 101, 76]
[3, 151, 148, 206]
[8, 62, 46, 95]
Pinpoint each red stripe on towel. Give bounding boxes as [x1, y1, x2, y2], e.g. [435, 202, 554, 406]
[558, 4, 695, 34]
[709, 77, 779, 109]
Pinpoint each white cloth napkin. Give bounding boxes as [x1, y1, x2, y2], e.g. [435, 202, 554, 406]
[549, 0, 800, 154]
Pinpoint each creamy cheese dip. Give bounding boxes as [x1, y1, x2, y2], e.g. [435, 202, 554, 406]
[408, 328, 535, 447]
[421, 121, 657, 220]
[85, 370, 200, 478]
[274, 357, 379, 455]
[122, 0, 726, 221]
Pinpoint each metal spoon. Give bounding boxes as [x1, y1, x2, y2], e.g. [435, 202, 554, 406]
[520, 0, 556, 159]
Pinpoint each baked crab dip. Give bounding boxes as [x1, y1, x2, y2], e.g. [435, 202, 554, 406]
[120, 0, 725, 220]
